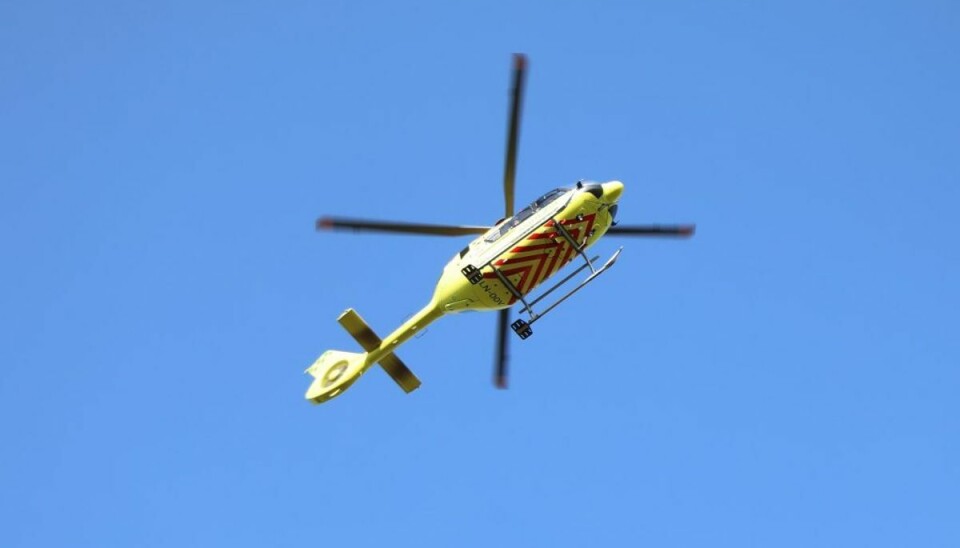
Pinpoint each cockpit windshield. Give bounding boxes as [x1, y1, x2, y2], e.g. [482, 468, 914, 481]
[484, 188, 568, 243]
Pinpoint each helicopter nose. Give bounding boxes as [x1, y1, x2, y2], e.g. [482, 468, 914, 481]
[602, 180, 624, 202]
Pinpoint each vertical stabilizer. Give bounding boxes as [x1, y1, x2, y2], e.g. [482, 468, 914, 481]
[305, 350, 368, 403]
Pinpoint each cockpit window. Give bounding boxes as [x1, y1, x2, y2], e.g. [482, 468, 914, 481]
[484, 188, 568, 243]
[535, 188, 566, 208]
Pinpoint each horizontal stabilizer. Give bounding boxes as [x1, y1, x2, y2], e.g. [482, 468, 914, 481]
[377, 354, 421, 393]
[338, 309, 421, 393]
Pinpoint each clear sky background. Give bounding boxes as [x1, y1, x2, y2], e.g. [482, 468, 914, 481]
[2, 1, 958, 546]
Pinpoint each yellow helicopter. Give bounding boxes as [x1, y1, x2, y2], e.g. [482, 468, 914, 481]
[306, 54, 695, 404]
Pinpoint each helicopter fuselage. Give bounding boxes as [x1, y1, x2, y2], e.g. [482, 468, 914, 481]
[431, 180, 622, 313]
[304, 180, 624, 403]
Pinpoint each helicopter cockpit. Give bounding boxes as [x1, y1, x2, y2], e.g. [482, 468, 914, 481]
[484, 188, 569, 243]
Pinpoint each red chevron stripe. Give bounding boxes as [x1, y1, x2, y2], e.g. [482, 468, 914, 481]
[510, 240, 563, 290]
[481, 213, 598, 302]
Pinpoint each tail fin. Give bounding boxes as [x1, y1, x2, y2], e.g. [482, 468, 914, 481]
[305, 350, 368, 404]
[304, 308, 423, 404]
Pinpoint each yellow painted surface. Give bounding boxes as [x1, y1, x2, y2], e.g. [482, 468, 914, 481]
[306, 182, 623, 404]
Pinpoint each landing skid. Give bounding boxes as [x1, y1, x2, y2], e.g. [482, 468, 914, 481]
[465, 215, 624, 339]
[509, 246, 622, 338]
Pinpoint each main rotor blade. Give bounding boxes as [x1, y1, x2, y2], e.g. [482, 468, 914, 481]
[606, 224, 696, 237]
[494, 308, 509, 389]
[502, 53, 527, 219]
[317, 217, 490, 237]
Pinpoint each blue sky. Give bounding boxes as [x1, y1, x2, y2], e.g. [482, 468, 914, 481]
[2, 1, 958, 546]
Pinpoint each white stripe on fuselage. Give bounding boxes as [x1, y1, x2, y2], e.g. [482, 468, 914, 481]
[464, 190, 575, 268]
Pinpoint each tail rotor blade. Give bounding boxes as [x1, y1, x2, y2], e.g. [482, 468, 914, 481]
[494, 308, 510, 388]
[502, 54, 527, 219]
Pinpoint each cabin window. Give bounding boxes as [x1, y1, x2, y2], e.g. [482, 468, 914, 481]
[484, 188, 568, 243]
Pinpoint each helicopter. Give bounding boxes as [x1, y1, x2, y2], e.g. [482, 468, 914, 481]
[305, 54, 695, 404]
